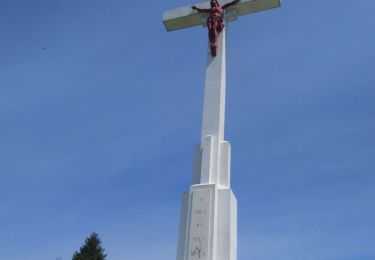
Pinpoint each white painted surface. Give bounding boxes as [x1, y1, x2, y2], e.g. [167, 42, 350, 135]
[192, 145, 203, 185]
[175, 23, 237, 260]
[163, 1, 281, 259]
[217, 189, 237, 260]
[188, 188, 212, 259]
[201, 28, 226, 143]
[177, 192, 190, 260]
[218, 141, 231, 188]
[177, 184, 237, 260]
[201, 135, 216, 184]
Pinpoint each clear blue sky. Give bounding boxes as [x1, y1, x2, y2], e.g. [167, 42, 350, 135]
[0, 0, 374, 259]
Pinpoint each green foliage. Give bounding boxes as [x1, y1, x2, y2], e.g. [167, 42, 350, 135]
[72, 233, 107, 260]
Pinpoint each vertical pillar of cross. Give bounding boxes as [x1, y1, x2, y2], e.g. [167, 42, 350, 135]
[192, 24, 231, 188]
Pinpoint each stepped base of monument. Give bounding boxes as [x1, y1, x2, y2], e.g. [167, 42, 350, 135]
[176, 184, 237, 260]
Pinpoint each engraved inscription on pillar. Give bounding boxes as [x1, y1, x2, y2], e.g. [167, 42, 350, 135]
[188, 189, 211, 260]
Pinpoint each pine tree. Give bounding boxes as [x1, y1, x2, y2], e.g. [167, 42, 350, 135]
[72, 233, 107, 260]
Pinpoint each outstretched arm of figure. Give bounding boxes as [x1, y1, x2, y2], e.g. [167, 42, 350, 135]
[191, 5, 212, 13]
[222, 0, 240, 9]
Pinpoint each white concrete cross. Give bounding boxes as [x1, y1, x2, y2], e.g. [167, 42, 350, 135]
[164, 0, 280, 31]
[164, 0, 280, 186]
[163, 1, 280, 259]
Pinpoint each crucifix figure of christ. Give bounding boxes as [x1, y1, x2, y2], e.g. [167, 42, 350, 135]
[163, 1, 281, 259]
[192, 0, 240, 56]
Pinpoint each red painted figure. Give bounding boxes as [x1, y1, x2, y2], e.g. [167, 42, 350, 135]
[192, 0, 240, 56]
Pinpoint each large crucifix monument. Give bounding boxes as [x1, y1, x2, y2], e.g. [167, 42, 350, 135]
[163, 0, 280, 259]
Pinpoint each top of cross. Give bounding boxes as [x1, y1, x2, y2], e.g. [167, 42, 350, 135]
[163, 0, 281, 31]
